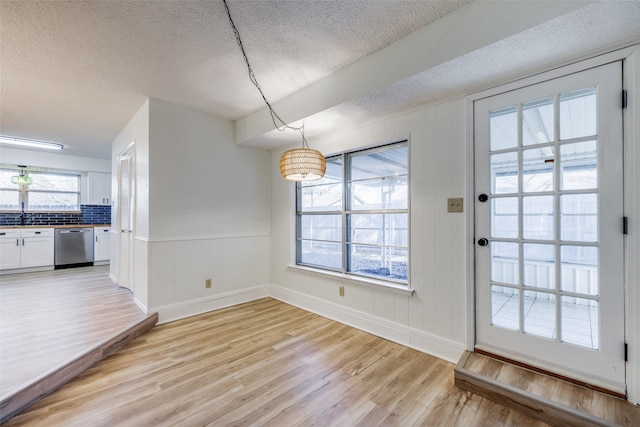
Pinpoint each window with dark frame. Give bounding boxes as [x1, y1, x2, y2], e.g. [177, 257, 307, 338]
[296, 141, 409, 284]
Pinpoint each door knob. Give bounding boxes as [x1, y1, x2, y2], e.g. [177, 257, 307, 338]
[478, 194, 488, 202]
[477, 238, 489, 246]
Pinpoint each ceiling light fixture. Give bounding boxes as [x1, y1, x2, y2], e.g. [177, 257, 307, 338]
[0, 135, 63, 151]
[11, 165, 32, 186]
[223, 0, 326, 181]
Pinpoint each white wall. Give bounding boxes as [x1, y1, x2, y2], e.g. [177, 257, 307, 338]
[0, 146, 111, 173]
[147, 99, 271, 239]
[143, 99, 272, 321]
[0, 146, 112, 205]
[270, 98, 469, 362]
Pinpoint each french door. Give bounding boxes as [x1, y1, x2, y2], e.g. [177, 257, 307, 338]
[474, 62, 625, 393]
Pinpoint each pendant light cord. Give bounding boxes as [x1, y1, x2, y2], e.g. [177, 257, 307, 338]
[223, 0, 309, 148]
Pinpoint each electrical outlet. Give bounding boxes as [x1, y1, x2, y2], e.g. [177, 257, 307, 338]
[206, 278, 212, 289]
[447, 197, 464, 213]
[339, 286, 345, 297]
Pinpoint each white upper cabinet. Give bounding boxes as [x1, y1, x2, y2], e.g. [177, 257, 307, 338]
[87, 172, 112, 206]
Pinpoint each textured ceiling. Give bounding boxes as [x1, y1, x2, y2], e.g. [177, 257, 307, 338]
[1, 0, 639, 159]
[0, 0, 470, 158]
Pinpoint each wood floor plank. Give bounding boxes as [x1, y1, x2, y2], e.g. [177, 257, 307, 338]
[0, 266, 146, 401]
[5, 294, 552, 426]
[0, 266, 156, 423]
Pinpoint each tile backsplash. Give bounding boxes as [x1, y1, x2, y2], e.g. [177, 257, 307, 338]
[0, 205, 111, 226]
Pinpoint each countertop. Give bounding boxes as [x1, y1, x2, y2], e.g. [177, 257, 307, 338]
[0, 224, 111, 230]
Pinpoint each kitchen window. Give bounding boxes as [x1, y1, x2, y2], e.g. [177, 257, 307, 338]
[0, 167, 80, 212]
[296, 141, 409, 284]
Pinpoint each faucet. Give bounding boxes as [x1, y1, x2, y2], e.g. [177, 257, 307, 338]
[20, 202, 27, 226]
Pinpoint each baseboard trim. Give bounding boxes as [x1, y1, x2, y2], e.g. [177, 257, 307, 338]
[154, 284, 270, 324]
[133, 298, 148, 314]
[146, 283, 465, 361]
[0, 266, 54, 276]
[269, 284, 465, 363]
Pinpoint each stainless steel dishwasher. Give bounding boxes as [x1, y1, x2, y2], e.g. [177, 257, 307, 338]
[54, 227, 94, 268]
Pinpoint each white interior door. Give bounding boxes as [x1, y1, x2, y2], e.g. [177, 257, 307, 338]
[117, 148, 135, 291]
[474, 61, 625, 393]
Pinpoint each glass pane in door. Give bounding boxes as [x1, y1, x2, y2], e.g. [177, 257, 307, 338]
[523, 196, 554, 240]
[524, 290, 556, 339]
[523, 97, 554, 145]
[492, 197, 518, 238]
[491, 285, 519, 330]
[561, 194, 598, 242]
[490, 106, 517, 150]
[559, 87, 596, 140]
[560, 141, 597, 190]
[561, 296, 598, 349]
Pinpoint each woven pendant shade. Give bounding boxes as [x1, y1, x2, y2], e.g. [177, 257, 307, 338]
[280, 148, 326, 181]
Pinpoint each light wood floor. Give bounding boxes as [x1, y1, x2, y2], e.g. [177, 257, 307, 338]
[0, 266, 146, 399]
[5, 297, 549, 426]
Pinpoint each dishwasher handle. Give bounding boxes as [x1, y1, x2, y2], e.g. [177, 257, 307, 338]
[59, 229, 92, 234]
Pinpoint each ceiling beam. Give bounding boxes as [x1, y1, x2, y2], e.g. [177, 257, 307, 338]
[234, 0, 593, 147]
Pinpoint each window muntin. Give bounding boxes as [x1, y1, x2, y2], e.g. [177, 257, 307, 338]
[0, 168, 80, 212]
[296, 142, 409, 284]
[299, 158, 343, 212]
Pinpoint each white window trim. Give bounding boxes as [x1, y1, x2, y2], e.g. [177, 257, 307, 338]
[287, 264, 414, 297]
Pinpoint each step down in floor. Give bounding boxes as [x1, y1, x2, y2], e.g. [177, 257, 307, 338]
[0, 312, 158, 423]
[454, 351, 640, 427]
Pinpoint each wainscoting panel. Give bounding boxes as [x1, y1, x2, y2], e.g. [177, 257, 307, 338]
[148, 234, 271, 316]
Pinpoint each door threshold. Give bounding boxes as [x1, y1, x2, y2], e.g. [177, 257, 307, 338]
[474, 348, 625, 399]
[455, 351, 640, 426]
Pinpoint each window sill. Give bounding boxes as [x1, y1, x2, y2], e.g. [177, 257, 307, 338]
[286, 264, 415, 297]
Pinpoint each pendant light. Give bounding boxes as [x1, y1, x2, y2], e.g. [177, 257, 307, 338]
[280, 143, 326, 181]
[223, 1, 326, 182]
[11, 165, 32, 186]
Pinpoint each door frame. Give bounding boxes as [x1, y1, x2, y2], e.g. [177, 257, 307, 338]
[116, 141, 136, 293]
[465, 44, 640, 403]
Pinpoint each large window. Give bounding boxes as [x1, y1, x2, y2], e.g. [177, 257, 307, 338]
[296, 141, 409, 284]
[0, 167, 80, 212]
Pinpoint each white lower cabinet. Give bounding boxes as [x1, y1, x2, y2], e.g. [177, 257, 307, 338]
[0, 230, 21, 270]
[94, 227, 111, 263]
[0, 228, 54, 271]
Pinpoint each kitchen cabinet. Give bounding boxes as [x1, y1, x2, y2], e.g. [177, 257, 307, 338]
[94, 227, 111, 264]
[0, 230, 21, 270]
[87, 172, 112, 205]
[21, 228, 55, 268]
[0, 228, 54, 271]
